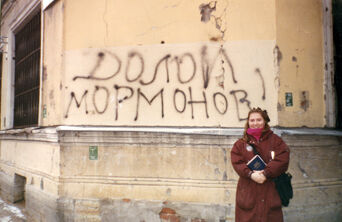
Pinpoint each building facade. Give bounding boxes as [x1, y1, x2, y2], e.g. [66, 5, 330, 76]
[0, 0, 341, 221]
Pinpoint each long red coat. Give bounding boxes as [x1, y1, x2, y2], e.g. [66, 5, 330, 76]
[231, 130, 290, 222]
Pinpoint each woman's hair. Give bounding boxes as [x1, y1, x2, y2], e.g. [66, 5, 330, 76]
[242, 107, 270, 142]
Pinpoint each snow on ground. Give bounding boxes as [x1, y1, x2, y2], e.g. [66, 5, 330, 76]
[0, 197, 26, 222]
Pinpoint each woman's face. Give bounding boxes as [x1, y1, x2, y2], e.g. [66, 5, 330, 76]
[248, 112, 265, 129]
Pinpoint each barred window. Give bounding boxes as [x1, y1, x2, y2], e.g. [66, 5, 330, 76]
[14, 12, 41, 128]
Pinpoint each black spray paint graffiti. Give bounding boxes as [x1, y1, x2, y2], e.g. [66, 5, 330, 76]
[73, 51, 122, 81]
[230, 90, 251, 121]
[72, 46, 237, 88]
[65, 91, 88, 118]
[65, 86, 252, 121]
[255, 68, 266, 100]
[65, 45, 265, 121]
[135, 88, 164, 120]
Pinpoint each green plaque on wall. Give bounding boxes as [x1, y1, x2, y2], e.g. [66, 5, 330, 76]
[285, 92, 293, 107]
[89, 146, 98, 160]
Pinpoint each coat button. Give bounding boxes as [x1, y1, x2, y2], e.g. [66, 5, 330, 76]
[261, 199, 264, 202]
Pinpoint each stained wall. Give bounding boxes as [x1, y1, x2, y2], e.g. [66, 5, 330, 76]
[276, 0, 325, 127]
[42, 0, 281, 127]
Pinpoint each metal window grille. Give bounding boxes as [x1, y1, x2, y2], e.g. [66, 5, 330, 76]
[14, 12, 41, 128]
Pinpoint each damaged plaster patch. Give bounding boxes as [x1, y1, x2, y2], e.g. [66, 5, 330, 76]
[199, 1, 228, 40]
[199, 1, 217, 23]
[273, 45, 282, 89]
[300, 91, 310, 111]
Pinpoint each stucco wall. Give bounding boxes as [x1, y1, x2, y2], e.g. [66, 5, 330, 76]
[61, 41, 278, 127]
[0, 0, 328, 128]
[24, 0, 279, 128]
[0, 129, 337, 222]
[52, 0, 325, 127]
[63, 0, 276, 48]
[41, 0, 64, 126]
[276, 0, 325, 127]
[0, 134, 60, 196]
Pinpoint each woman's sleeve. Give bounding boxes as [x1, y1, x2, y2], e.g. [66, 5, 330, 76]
[231, 140, 253, 178]
[263, 135, 290, 178]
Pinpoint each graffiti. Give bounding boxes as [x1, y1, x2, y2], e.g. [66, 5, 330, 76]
[65, 91, 89, 118]
[73, 51, 121, 81]
[114, 85, 134, 120]
[64, 45, 269, 123]
[173, 88, 187, 113]
[93, 86, 109, 114]
[213, 92, 228, 114]
[65, 86, 253, 122]
[255, 68, 266, 100]
[230, 90, 251, 121]
[125, 52, 144, 83]
[135, 88, 164, 121]
[188, 87, 209, 119]
[173, 53, 196, 84]
[140, 55, 171, 85]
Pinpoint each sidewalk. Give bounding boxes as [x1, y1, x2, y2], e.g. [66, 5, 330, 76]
[0, 198, 26, 222]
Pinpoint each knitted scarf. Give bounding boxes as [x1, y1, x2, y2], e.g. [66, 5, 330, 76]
[247, 128, 263, 141]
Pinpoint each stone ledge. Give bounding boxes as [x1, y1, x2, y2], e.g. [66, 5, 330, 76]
[0, 127, 58, 143]
[0, 126, 340, 145]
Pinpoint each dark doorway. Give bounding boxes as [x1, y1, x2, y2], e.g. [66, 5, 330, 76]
[333, 0, 342, 128]
[13, 174, 26, 204]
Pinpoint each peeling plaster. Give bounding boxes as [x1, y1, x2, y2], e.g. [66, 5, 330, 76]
[199, 1, 217, 23]
[273, 45, 282, 89]
[300, 91, 310, 111]
[199, 1, 228, 40]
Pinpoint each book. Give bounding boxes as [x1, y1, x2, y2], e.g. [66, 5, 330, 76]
[247, 155, 267, 171]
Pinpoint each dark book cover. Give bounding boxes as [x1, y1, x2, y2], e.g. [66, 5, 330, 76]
[247, 155, 267, 171]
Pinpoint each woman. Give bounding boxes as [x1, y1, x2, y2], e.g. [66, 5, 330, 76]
[231, 107, 290, 222]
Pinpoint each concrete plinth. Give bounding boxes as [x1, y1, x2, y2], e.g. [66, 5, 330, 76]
[0, 127, 341, 221]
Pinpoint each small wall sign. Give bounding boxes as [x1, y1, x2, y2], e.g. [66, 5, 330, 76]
[89, 146, 98, 160]
[285, 92, 293, 107]
[43, 105, 47, 118]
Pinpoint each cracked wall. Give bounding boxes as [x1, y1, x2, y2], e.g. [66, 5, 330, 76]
[276, 0, 325, 127]
[63, 0, 276, 48]
[38, 0, 327, 127]
[61, 41, 278, 127]
[46, 0, 279, 127]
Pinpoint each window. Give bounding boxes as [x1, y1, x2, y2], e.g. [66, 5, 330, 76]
[13, 12, 41, 128]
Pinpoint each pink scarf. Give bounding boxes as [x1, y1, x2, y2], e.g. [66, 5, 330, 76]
[247, 128, 263, 141]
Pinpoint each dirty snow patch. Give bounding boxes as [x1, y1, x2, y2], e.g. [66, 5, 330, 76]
[0, 197, 26, 219]
[0, 216, 11, 222]
[3, 205, 25, 219]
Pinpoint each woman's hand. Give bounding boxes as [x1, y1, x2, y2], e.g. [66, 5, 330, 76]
[251, 170, 266, 184]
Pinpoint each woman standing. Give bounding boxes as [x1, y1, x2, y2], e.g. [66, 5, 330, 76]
[231, 108, 290, 222]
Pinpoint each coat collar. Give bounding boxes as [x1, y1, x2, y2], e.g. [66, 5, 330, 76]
[248, 129, 273, 143]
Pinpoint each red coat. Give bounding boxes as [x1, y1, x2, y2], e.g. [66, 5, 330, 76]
[231, 130, 290, 222]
